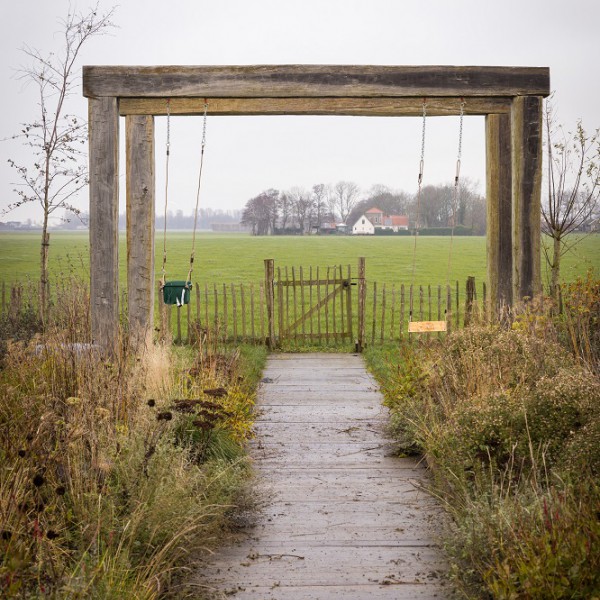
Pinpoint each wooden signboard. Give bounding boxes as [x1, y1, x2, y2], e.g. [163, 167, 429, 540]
[408, 320, 447, 333]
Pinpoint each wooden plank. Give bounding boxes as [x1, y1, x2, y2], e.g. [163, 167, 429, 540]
[292, 266, 298, 343]
[346, 265, 353, 341]
[486, 112, 513, 314]
[84, 64, 550, 98]
[408, 320, 447, 333]
[512, 95, 543, 301]
[331, 267, 337, 343]
[309, 266, 314, 340]
[316, 266, 322, 344]
[89, 96, 119, 351]
[125, 115, 155, 349]
[277, 266, 284, 342]
[119, 95, 512, 117]
[325, 268, 330, 344]
[300, 266, 306, 339]
[197, 353, 449, 598]
[176, 306, 182, 343]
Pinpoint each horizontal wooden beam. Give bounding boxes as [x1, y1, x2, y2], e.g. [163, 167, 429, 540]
[119, 96, 511, 117]
[83, 65, 550, 99]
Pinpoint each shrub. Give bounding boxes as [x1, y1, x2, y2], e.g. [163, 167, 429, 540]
[367, 306, 600, 598]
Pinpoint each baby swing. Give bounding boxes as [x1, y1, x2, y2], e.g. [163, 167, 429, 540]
[159, 99, 209, 306]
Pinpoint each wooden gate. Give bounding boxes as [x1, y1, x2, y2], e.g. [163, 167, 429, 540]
[264, 259, 366, 347]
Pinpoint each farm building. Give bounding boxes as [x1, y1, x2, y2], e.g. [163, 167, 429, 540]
[351, 207, 409, 235]
[352, 215, 376, 235]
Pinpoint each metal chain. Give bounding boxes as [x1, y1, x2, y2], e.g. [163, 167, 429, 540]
[161, 99, 171, 286]
[187, 101, 209, 283]
[410, 99, 427, 300]
[447, 99, 466, 287]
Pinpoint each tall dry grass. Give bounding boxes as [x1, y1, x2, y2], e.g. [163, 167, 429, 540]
[0, 278, 264, 598]
[367, 272, 600, 598]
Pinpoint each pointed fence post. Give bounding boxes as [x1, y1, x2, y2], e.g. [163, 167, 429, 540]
[264, 259, 276, 348]
[357, 257, 366, 352]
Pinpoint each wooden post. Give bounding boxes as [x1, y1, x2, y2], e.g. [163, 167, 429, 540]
[259, 282, 265, 342]
[89, 96, 120, 351]
[264, 259, 276, 348]
[126, 114, 155, 350]
[240, 284, 246, 341]
[486, 113, 513, 316]
[222, 283, 228, 342]
[400, 284, 405, 340]
[357, 257, 366, 351]
[371, 282, 377, 346]
[231, 283, 238, 341]
[512, 96, 543, 302]
[465, 276, 475, 326]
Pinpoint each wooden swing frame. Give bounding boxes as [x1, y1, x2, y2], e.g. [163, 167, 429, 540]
[83, 65, 550, 349]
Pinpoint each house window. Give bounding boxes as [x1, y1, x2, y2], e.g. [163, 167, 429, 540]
[362, 219, 365, 224]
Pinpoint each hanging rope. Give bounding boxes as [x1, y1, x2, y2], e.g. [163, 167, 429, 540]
[187, 100, 209, 284]
[409, 99, 427, 314]
[160, 99, 171, 287]
[446, 99, 466, 288]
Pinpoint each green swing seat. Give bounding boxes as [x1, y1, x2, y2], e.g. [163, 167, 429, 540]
[162, 281, 192, 306]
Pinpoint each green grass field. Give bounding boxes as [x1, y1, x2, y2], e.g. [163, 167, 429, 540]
[1, 231, 598, 291]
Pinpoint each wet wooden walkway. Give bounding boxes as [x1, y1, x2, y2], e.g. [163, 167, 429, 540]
[198, 353, 453, 599]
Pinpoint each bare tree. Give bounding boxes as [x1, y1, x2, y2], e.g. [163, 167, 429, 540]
[289, 187, 313, 234]
[543, 102, 600, 295]
[278, 192, 293, 231]
[331, 181, 360, 224]
[312, 183, 327, 232]
[5, 4, 116, 323]
[241, 189, 279, 235]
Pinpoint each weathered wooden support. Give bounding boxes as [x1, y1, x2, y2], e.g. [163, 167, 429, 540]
[486, 113, 513, 315]
[119, 96, 512, 117]
[84, 65, 550, 99]
[512, 96, 543, 301]
[85, 66, 550, 343]
[125, 114, 155, 349]
[89, 96, 119, 351]
[357, 258, 366, 351]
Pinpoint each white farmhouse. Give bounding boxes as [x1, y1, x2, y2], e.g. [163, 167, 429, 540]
[352, 215, 375, 235]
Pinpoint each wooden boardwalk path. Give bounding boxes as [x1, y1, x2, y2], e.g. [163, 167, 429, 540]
[198, 353, 453, 599]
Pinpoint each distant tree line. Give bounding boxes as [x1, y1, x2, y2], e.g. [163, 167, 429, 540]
[241, 180, 487, 235]
[55, 208, 243, 230]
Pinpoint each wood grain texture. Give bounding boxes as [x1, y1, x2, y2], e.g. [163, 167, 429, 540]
[89, 97, 119, 351]
[125, 115, 155, 349]
[83, 65, 550, 99]
[511, 96, 543, 301]
[119, 96, 511, 116]
[408, 320, 447, 333]
[195, 353, 454, 599]
[486, 113, 513, 314]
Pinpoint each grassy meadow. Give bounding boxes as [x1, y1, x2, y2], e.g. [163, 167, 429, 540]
[0, 231, 599, 290]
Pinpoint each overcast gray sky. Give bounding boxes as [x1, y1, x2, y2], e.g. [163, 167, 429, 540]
[1, 0, 599, 224]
